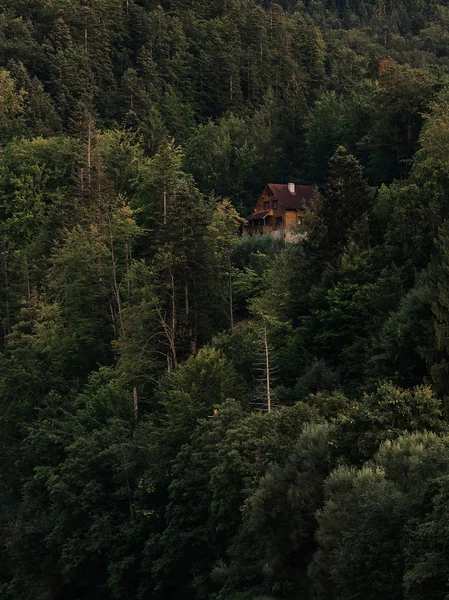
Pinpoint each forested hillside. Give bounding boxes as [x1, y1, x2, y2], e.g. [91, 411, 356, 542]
[3, 0, 449, 598]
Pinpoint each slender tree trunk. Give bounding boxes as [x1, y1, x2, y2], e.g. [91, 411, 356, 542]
[185, 281, 194, 351]
[169, 270, 177, 369]
[133, 387, 138, 421]
[24, 255, 31, 300]
[121, 451, 134, 521]
[264, 326, 271, 413]
[79, 167, 84, 193]
[228, 255, 233, 331]
[190, 277, 198, 354]
[185, 264, 196, 353]
[163, 174, 167, 225]
[87, 117, 92, 188]
[3, 245, 10, 339]
[109, 218, 123, 336]
[109, 301, 118, 337]
[127, 478, 134, 520]
[158, 269, 178, 373]
[126, 241, 132, 297]
[84, 7, 88, 54]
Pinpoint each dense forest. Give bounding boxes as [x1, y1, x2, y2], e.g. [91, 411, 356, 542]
[4, 0, 449, 598]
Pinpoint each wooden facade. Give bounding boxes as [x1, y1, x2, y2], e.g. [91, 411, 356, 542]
[246, 183, 315, 235]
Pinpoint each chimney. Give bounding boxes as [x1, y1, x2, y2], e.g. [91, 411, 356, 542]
[288, 182, 296, 194]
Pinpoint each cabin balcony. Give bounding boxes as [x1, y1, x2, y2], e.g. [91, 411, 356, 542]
[246, 209, 275, 233]
[246, 211, 284, 235]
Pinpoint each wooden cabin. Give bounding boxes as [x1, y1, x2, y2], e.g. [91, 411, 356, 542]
[246, 183, 315, 234]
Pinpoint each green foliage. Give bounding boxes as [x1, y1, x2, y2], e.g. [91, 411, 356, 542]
[4, 369, 145, 600]
[310, 432, 449, 600]
[361, 60, 440, 185]
[216, 422, 335, 599]
[2, 1, 449, 599]
[152, 399, 246, 599]
[426, 221, 449, 396]
[0, 68, 27, 142]
[301, 245, 402, 387]
[333, 383, 446, 463]
[367, 272, 432, 387]
[153, 348, 245, 465]
[375, 182, 443, 274]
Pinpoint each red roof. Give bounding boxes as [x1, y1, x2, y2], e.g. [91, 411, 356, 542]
[267, 184, 315, 210]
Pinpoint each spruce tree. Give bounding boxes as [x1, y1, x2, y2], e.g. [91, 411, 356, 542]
[319, 145, 374, 263]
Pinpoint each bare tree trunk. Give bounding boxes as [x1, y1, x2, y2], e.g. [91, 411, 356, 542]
[24, 255, 31, 300]
[167, 270, 178, 370]
[118, 448, 134, 521]
[188, 285, 198, 354]
[163, 177, 167, 225]
[126, 241, 132, 297]
[157, 266, 178, 373]
[228, 255, 234, 331]
[3, 245, 10, 338]
[126, 472, 134, 521]
[84, 8, 88, 54]
[264, 326, 271, 413]
[109, 301, 118, 337]
[109, 218, 123, 337]
[185, 281, 193, 348]
[133, 387, 138, 421]
[185, 271, 196, 353]
[87, 117, 92, 188]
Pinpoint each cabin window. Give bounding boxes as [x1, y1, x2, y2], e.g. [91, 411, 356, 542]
[297, 215, 303, 225]
[264, 201, 269, 210]
[273, 200, 278, 209]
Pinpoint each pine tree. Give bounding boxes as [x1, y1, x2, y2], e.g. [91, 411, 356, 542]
[319, 146, 374, 263]
[427, 221, 449, 396]
[207, 199, 246, 331]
